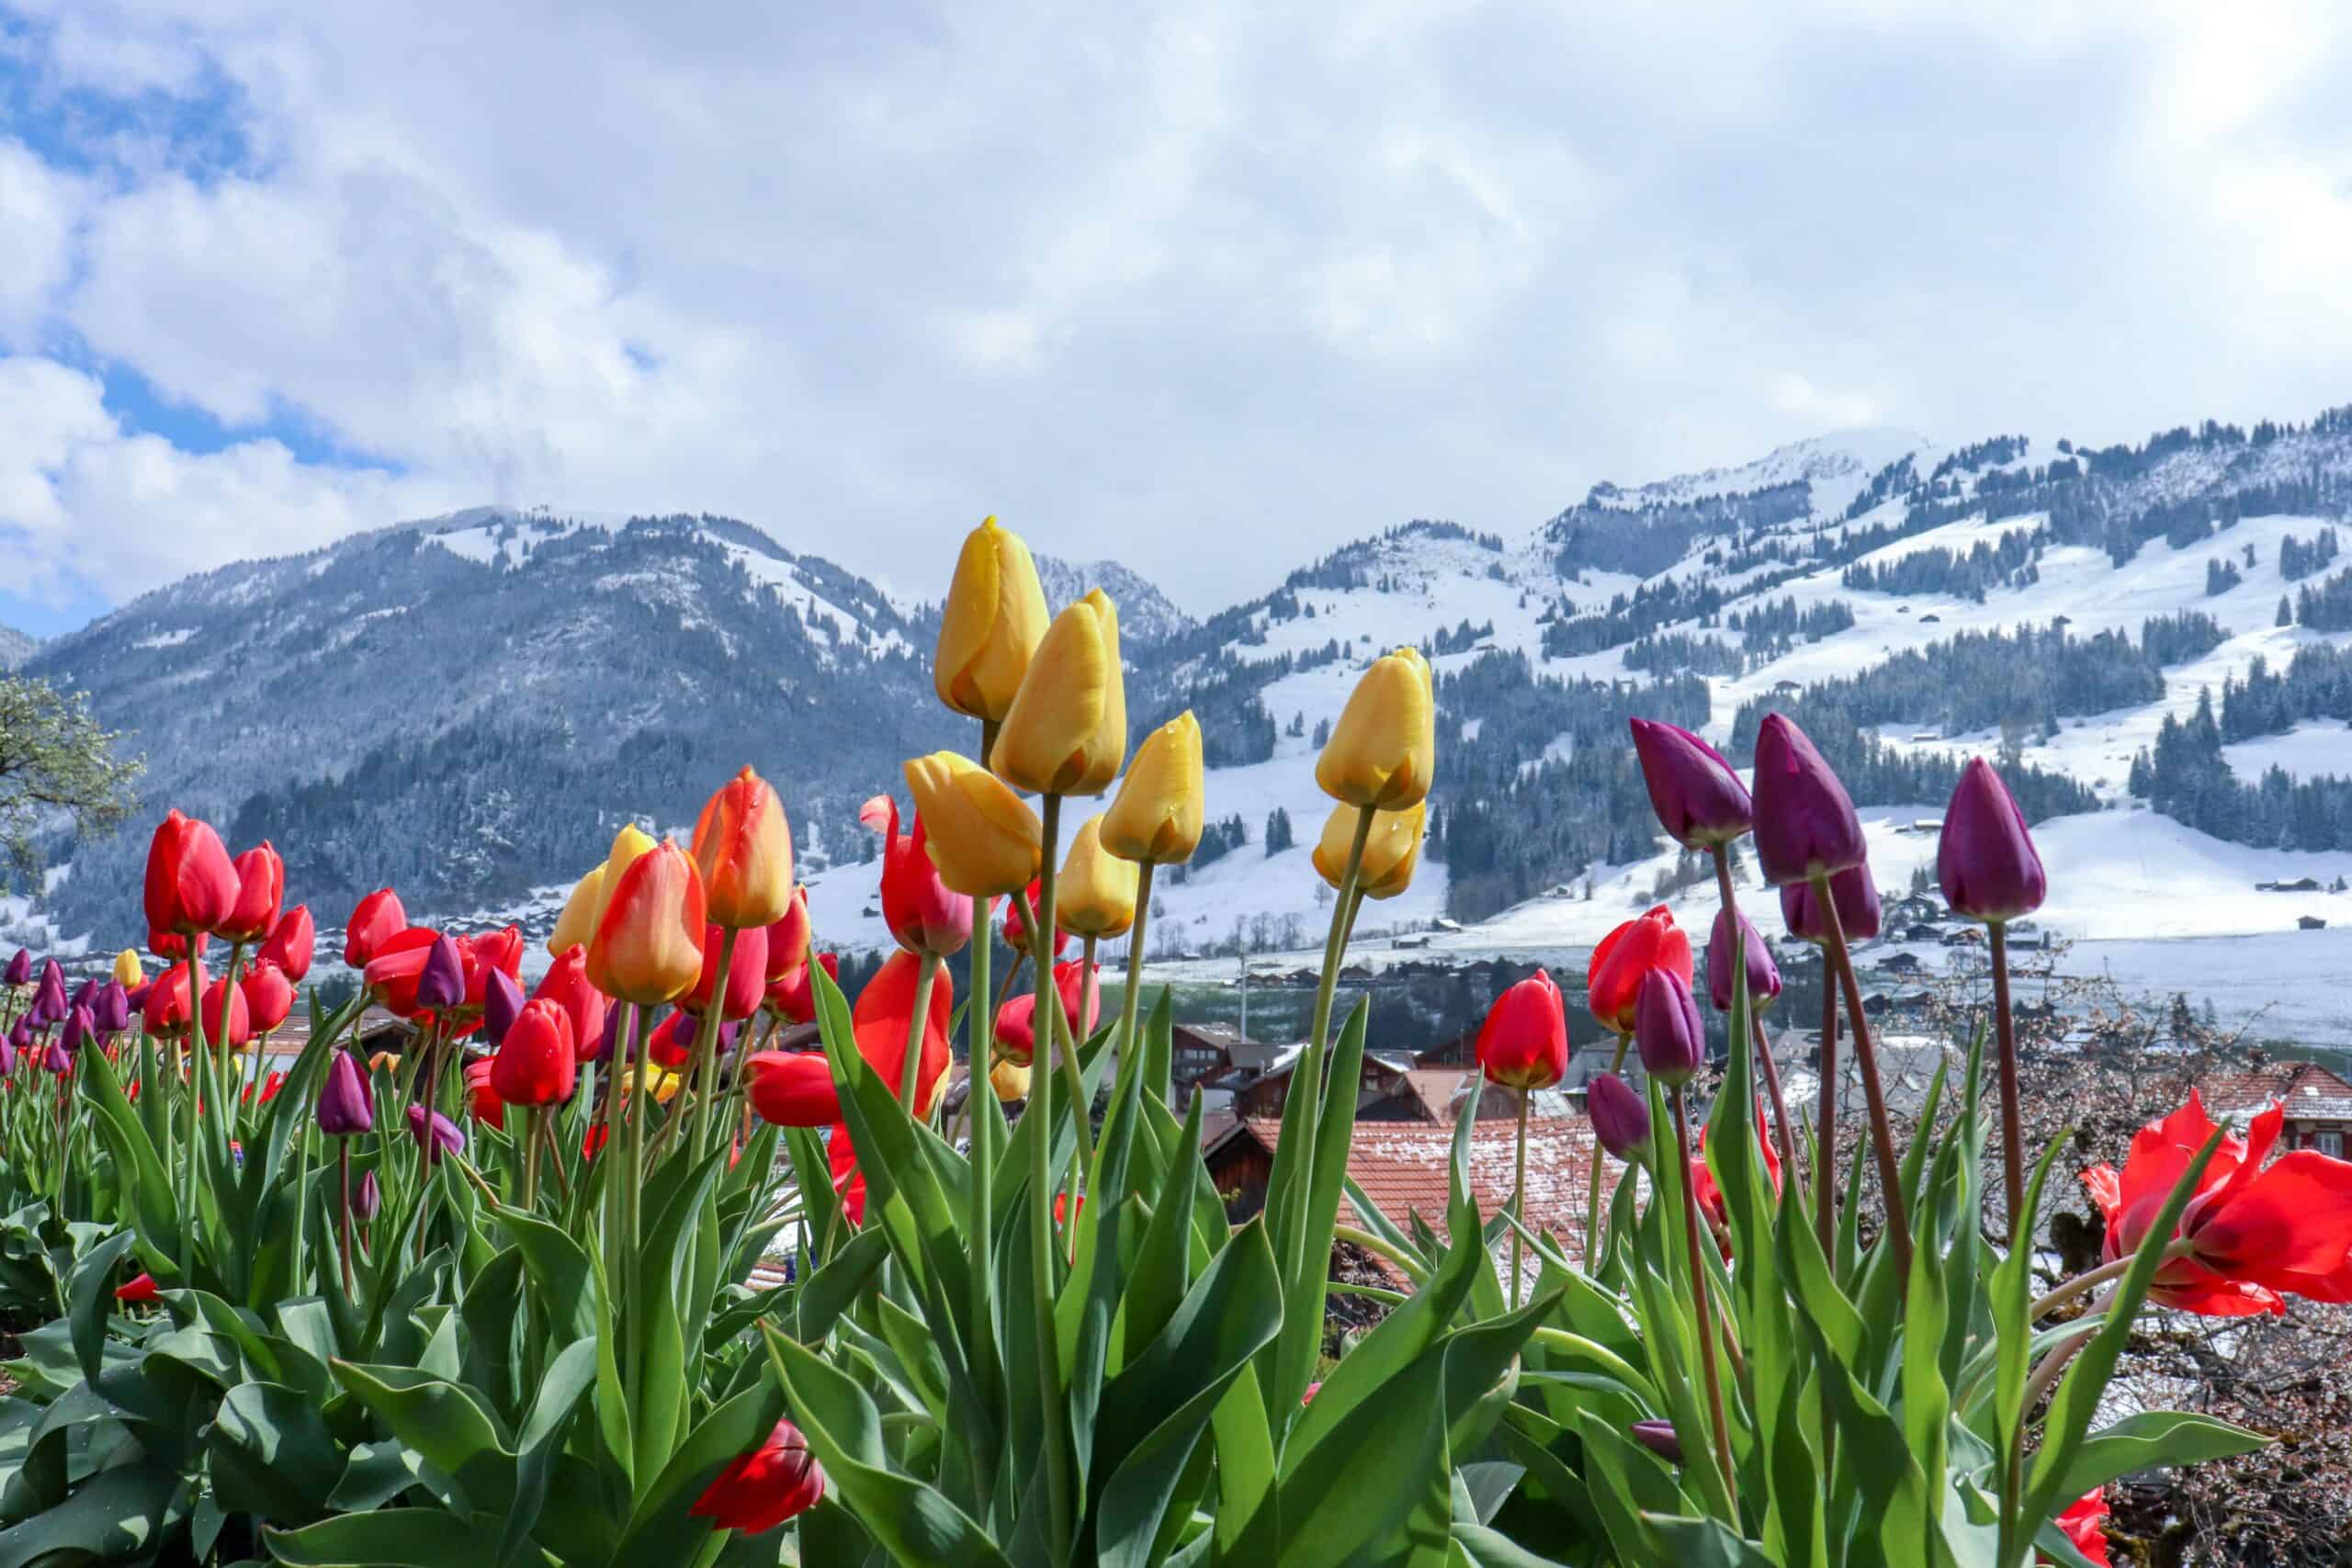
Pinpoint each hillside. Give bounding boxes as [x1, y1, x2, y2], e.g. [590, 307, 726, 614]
[0, 625, 36, 670]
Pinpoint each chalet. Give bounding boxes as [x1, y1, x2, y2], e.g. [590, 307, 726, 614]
[250, 1005, 414, 1072]
[1166, 1022, 1262, 1111]
[2301, 915, 2329, 931]
[1918, 614, 1942, 624]
[2256, 876, 2323, 893]
[2201, 1061, 2352, 1158]
[1771, 679, 1804, 694]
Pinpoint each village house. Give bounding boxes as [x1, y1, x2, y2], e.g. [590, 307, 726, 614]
[2200, 1059, 2352, 1157]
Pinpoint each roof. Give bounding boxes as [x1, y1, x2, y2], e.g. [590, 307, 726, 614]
[1401, 1068, 1474, 1119]
[2203, 1061, 2352, 1122]
[252, 1004, 413, 1062]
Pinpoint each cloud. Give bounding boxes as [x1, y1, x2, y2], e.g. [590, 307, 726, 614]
[6, 0, 2352, 618]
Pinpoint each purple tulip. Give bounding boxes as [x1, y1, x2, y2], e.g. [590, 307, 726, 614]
[29, 961, 67, 1026]
[3, 949, 28, 987]
[6, 1017, 31, 1051]
[1630, 718, 1753, 849]
[406, 1103, 465, 1164]
[353, 1168, 381, 1223]
[0, 1040, 14, 1076]
[42, 1041, 71, 1074]
[1630, 1419, 1684, 1464]
[1634, 968, 1705, 1086]
[93, 981, 130, 1035]
[1779, 863, 1882, 945]
[1750, 714, 1866, 887]
[481, 969, 526, 1045]
[1706, 908, 1782, 1013]
[415, 936, 467, 1013]
[718, 1020, 741, 1055]
[317, 1048, 375, 1136]
[1587, 1071, 1652, 1160]
[1938, 758, 2047, 924]
[69, 976, 97, 1011]
[124, 981, 153, 1015]
[60, 1004, 92, 1054]
[583, 1007, 626, 1066]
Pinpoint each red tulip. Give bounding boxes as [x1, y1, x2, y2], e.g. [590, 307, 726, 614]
[1691, 1109, 1781, 1255]
[1054, 1192, 1086, 1226]
[582, 1124, 609, 1162]
[240, 960, 296, 1035]
[257, 904, 314, 982]
[993, 961, 1097, 1066]
[241, 1070, 288, 1107]
[767, 952, 838, 1025]
[746, 1052, 841, 1128]
[115, 1272, 160, 1303]
[217, 841, 285, 942]
[1586, 906, 1692, 1036]
[148, 928, 209, 964]
[463, 1059, 506, 1129]
[2081, 1090, 2352, 1316]
[491, 998, 577, 1107]
[362, 928, 443, 1017]
[1475, 967, 1568, 1091]
[861, 795, 972, 958]
[854, 950, 954, 1116]
[2051, 1489, 2109, 1566]
[648, 1010, 699, 1069]
[143, 810, 240, 935]
[763, 885, 811, 982]
[994, 994, 1041, 1067]
[200, 972, 252, 1049]
[682, 921, 767, 1021]
[828, 1119, 865, 1225]
[143, 963, 199, 1038]
[1002, 878, 1069, 958]
[689, 1418, 825, 1533]
[344, 888, 407, 966]
[531, 944, 607, 1055]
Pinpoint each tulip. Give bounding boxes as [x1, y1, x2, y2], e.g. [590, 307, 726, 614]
[217, 841, 284, 942]
[413, 934, 467, 1013]
[591, 823, 659, 939]
[531, 945, 608, 1055]
[1311, 799, 1425, 900]
[902, 752, 1045, 897]
[317, 1048, 374, 1135]
[746, 1052, 841, 1128]
[692, 766, 796, 929]
[1586, 906, 1693, 1036]
[241, 960, 296, 1035]
[143, 964, 198, 1038]
[482, 968, 526, 1045]
[0, 1037, 15, 1075]
[589, 840, 708, 1005]
[147, 928, 208, 964]
[92, 981, 130, 1036]
[1056, 815, 1137, 939]
[1938, 758, 2046, 923]
[2, 949, 27, 986]
[995, 994, 1042, 1067]
[1630, 717, 1753, 850]
[1706, 909, 1781, 1013]
[115, 1272, 160, 1303]
[648, 1010, 699, 1070]
[257, 905, 314, 983]
[935, 514, 1051, 723]
[144, 809, 241, 935]
[1691, 1112, 1783, 1242]
[991, 590, 1127, 796]
[1476, 968, 1568, 1091]
[1629, 1420, 1684, 1465]
[990, 960, 1097, 1067]
[40, 1040, 68, 1074]
[763, 885, 811, 982]
[112, 948, 142, 988]
[361, 928, 440, 1015]
[690, 1418, 826, 1533]
[408, 1103, 465, 1162]
[2054, 1491, 2110, 1567]
[1315, 647, 1434, 811]
[354, 1168, 381, 1223]
[491, 998, 577, 1107]
[343, 888, 407, 966]
[861, 794, 973, 956]
[582, 1008, 626, 1066]
[61, 1004, 92, 1054]
[990, 1057, 1031, 1102]
[1101, 711, 1204, 864]
[2082, 1091, 2352, 1316]
[29, 960, 66, 1025]
[768, 952, 838, 1026]
[1751, 714, 1866, 886]
[1002, 880, 1069, 958]
[548, 863, 604, 957]
[854, 950, 955, 1119]
[200, 971, 253, 1050]
[1779, 863, 1882, 944]
[1634, 969, 1704, 1086]
[683, 922, 767, 1020]
[1587, 1072, 1652, 1161]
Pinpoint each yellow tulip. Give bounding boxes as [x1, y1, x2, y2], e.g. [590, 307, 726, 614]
[368, 1051, 401, 1075]
[113, 948, 143, 987]
[989, 590, 1126, 796]
[592, 824, 658, 936]
[1315, 647, 1434, 810]
[691, 765, 796, 928]
[588, 839, 708, 1004]
[1312, 799, 1426, 900]
[548, 862, 604, 957]
[1100, 711, 1204, 863]
[990, 1057, 1032, 1102]
[935, 515, 1051, 722]
[1056, 814, 1138, 939]
[902, 752, 1044, 896]
[648, 1068, 684, 1105]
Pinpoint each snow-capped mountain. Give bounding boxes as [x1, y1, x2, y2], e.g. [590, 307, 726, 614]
[0, 624, 36, 670]
[24, 407, 2352, 993]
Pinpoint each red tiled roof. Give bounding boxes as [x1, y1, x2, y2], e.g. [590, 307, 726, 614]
[2201, 1061, 2352, 1119]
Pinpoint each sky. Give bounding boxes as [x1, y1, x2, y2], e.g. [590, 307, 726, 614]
[6, 1, 2352, 637]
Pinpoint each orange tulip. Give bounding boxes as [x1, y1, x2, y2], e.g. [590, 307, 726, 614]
[692, 766, 796, 929]
[588, 840, 708, 1005]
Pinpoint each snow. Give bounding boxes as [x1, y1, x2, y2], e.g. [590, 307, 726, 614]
[2224, 720, 2352, 783]
[131, 628, 196, 650]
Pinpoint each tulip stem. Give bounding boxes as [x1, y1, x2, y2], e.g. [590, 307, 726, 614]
[600, 1005, 636, 1277]
[337, 1139, 355, 1298]
[1810, 871, 1911, 1285]
[1511, 1093, 1530, 1309]
[1673, 1082, 1739, 1511]
[1585, 1032, 1630, 1270]
[900, 952, 943, 1112]
[1117, 862, 1157, 1100]
[178, 955, 203, 1280]
[537, 1108, 573, 1202]
[1027, 792, 1074, 1556]
[1288, 806, 1374, 1319]
[966, 892, 1001, 1510]
[686, 926, 741, 1162]
[1988, 921, 2025, 1248]
[1815, 963, 1839, 1264]
[1712, 845, 1803, 1215]
[523, 1107, 543, 1209]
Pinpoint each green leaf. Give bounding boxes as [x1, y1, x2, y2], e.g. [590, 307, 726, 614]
[328, 1359, 515, 1517]
[264, 1510, 504, 1568]
[208, 1379, 345, 1525]
[2052, 1411, 2267, 1504]
[0, 1462, 179, 1568]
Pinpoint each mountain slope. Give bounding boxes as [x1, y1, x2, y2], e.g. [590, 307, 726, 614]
[0, 625, 36, 670]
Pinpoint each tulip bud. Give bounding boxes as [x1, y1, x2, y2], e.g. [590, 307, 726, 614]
[318, 1048, 375, 1135]
[1002, 881, 1069, 958]
[2, 949, 28, 987]
[1475, 968, 1569, 1091]
[763, 885, 811, 982]
[492, 998, 577, 1107]
[354, 1168, 381, 1223]
[241, 959, 296, 1035]
[593, 825, 659, 934]
[995, 993, 1040, 1067]
[861, 795, 973, 956]
[901, 753, 1044, 897]
[1629, 1419, 1685, 1465]
[693, 766, 796, 928]
[531, 944, 607, 1056]
[407, 1103, 464, 1163]
[683, 922, 768, 1021]
[257, 905, 314, 983]
[1056, 815, 1137, 939]
[583, 1006, 627, 1066]
[344, 888, 407, 967]
[853, 949, 955, 1119]
[143, 963, 198, 1039]
[61, 1004, 92, 1054]
[1634, 969, 1705, 1086]
[548, 862, 605, 957]
[1938, 757, 2047, 924]
[1706, 909, 1781, 1014]
[1630, 718, 1753, 850]
[93, 981, 130, 1036]
[414, 935, 467, 1013]
[29, 960, 66, 1025]
[589, 840, 709, 1005]
[990, 590, 1127, 796]
[1779, 863, 1882, 945]
[112, 948, 142, 988]
[1100, 711, 1204, 864]
[1751, 714, 1866, 886]
[1587, 906, 1693, 1036]
[144, 809, 241, 936]
[689, 1417, 828, 1534]
[0, 1038, 15, 1076]
[768, 952, 837, 1027]
[1311, 800, 1426, 900]
[217, 841, 285, 942]
[468, 1061, 504, 1123]
[989, 1057, 1031, 1102]
[200, 971, 253, 1050]
[746, 1051, 842, 1128]
[1587, 1072, 1652, 1160]
[1315, 647, 1435, 811]
[482, 968, 526, 1044]
[935, 516, 1051, 723]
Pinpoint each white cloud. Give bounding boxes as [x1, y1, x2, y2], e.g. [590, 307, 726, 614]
[0, 141, 85, 350]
